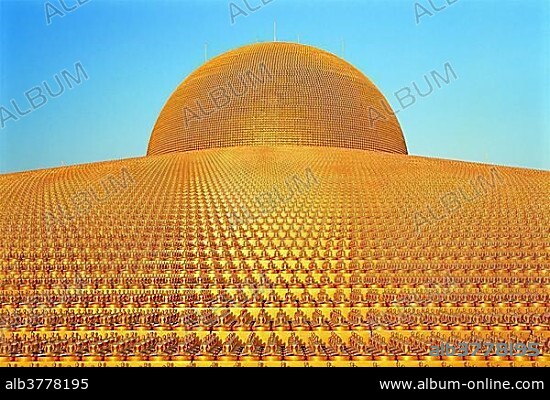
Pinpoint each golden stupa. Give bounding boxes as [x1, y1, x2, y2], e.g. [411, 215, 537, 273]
[0, 43, 548, 367]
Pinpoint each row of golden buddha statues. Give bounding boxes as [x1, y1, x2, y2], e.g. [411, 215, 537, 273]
[1, 257, 545, 269]
[1, 307, 548, 331]
[1, 330, 548, 361]
[1, 273, 548, 287]
[1, 288, 549, 306]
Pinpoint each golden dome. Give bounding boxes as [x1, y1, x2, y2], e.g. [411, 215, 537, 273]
[147, 42, 407, 156]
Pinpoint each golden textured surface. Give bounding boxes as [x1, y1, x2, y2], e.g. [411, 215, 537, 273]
[0, 146, 549, 366]
[147, 43, 407, 156]
[0, 42, 549, 367]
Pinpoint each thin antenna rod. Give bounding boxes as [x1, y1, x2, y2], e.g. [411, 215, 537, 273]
[297, 34, 300, 44]
[204, 43, 208, 62]
[274, 21, 277, 42]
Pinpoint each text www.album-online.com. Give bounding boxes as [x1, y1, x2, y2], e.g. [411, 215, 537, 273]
[379, 378, 544, 390]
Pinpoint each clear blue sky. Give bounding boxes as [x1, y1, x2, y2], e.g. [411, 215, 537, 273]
[1, 0, 548, 173]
